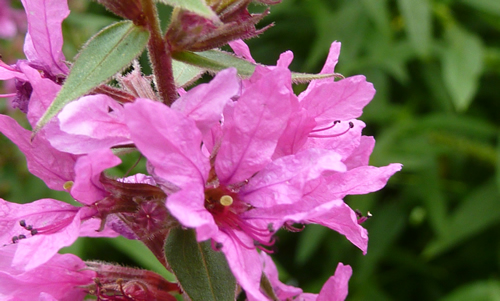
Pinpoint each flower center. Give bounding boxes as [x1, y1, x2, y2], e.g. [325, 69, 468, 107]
[204, 186, 274, 252]
[219, 195, 233, 206]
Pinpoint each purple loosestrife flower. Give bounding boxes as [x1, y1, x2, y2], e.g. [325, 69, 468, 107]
[256, 253, 352, 301]
[124, 65, 364, 299]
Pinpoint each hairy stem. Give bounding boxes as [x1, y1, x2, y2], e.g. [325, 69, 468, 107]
[141, 0, 177, 105]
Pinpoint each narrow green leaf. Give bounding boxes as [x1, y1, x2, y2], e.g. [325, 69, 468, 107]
[173, 50, 343, 83]
[497, 133, 500, 193]
[397, 0, 432, 57]
[441, 25, 484, 112]
[423, 181, 500, 259]
[164, 228, 237, 301]
[439, 280, 500, 301]
[459, 0, 500, 17]
[172, 59, 204, 87]
[156, 0, 218, 21]
[34, 21, 149, 133]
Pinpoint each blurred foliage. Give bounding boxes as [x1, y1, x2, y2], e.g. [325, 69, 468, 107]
[1, 0, 500, 300]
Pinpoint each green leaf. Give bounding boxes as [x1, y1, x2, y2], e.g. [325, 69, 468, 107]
[173, 50, 343, 83]
[172, 59, 204, 87]
[423, 181, 500, 259]
[156, 0, 218, 21]
[497, 133, 500, 193]
[439, 280, 500, 301]
[397, 0, 432, 57]
[34, 21, 149, 133]
[164, 228, 237, 301]
[441, 25, 484, 112]
[459, 0, 500, 17]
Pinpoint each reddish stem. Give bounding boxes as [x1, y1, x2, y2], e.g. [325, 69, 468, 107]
[141, 0, 177, 105]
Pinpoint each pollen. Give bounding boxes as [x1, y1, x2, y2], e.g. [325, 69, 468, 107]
[220, 195, 233, 206]
[63, 181, 74, 190]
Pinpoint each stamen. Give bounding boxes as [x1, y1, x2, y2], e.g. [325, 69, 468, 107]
[310, 120, 341, 133]
[0, 93, 16, 98]
[308, 121, 354, 138]
[63, 181, 74, 190]
[220, 195, 233, 206]
[355, 210, 372, 224]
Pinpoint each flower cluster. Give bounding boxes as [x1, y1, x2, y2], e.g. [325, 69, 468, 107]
[0, 0, 401, 300]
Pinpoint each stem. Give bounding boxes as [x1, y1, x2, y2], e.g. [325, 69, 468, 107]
[141, 0, 177, 105]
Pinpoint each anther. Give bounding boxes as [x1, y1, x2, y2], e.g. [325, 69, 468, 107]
[215, 242, 223, 250]
[63, 181, 74, 191]
[31, 229, 38, 236]
[18, 234, 26, 240]
[26, 225, 33, 231]
[19, 220, 26, 228]
[12, 236, 19, 243]
[220, 195, 233, 207]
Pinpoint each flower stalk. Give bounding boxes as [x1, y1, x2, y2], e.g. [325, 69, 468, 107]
[141, 0, 177, 105]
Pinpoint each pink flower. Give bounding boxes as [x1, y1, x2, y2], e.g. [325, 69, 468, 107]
[0, 253, 95, 301]
[256, 253, 352, 301]
[124, 65, 362, 299]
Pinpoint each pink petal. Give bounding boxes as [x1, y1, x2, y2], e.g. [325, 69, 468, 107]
[124, 98, 210, 188]
[306, 200, 368, 254]
[59, 94, 130, 139]
[172, 68, 240, 135]
[0, 61, 27, 81]
[273, 109, 317, 158]
[257, 253, 303, 300]
[317, 263, 353, 301]
[21, 0, 69, 76]
[0, 114, 76, 191]
[298, 42, 341, 101]
[215, 67, 294, 184]
[299, 75, 375, 122]
[0, 253, 94, 300]
[48, 94, 131, 154]
[228, 39, 256, 63]
[217, 231, 267, 300]
[304, 119, 366, 161]
[277, 51, 294, 68]
[166, 188, 217, 242]
[71, 149, 121, 205]
[241, 149, 346, 207]
[19, 62, 61, 127]
[344, 135, 375, 169]
[0, 198, 83, 271]
[326, 164, 403, 199]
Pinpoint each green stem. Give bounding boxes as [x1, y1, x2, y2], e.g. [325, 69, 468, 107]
[141, 0, 177, 105]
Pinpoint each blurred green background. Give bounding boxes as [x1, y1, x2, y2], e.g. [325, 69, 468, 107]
[1, 0, 500, 300]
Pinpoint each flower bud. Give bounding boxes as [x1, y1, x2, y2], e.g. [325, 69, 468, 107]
[166, 0, 280, 52]
[84, 262, 180, 301]
[96, 0, 146, 26]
